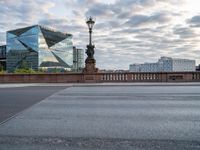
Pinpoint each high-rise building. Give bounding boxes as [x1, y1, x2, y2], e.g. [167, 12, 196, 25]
[196, 65, 200, 71]
[0, 45, 6, 70]
[158, 57, 196, 72]
[157, 57, 173, 72]
[6, 25, 73, 72]
[129, 57, 196, 72]
[73, 47, 84, 72]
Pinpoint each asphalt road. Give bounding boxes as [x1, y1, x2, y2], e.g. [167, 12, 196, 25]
[0, 85, 200, 150]
[0, 86, 67, 123]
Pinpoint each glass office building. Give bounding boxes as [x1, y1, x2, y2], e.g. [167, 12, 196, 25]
[73, 47, 84, 72]
[6, 25, 73, 72]
[0, 45, 6, 70]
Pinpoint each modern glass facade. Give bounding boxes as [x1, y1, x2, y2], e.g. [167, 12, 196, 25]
[0, 45, 6, 59]
[0, 45, 6, 70]
[73, 47, 84, 72]
[6, 25, 73, 72]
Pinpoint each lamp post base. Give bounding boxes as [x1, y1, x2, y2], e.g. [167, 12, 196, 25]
[83, 59, 99, 83]
[83, 63, 98, 74]
[83, 58, 98, 74]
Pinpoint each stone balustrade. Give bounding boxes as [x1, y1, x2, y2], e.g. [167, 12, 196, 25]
[0, 72, 200, 83]
[99, 72, 200, 82]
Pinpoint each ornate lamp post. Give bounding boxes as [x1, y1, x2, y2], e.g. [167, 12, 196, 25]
[87, 17, 95, 47]
[83, 16, 98, 73]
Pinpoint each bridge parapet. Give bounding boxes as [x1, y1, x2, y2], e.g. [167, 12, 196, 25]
[0, 72, 200, 83]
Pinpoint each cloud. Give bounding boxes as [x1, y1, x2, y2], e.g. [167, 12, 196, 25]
[124, 13, 171, 27]
[173, 26, 197, 38]
[187, 15, 200, 27]
[86, 3, 114, 17]
[0, 0, 200, 69]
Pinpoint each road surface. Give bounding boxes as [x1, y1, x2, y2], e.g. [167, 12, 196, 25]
[0, 85, 200, 149]
[0, 86, 67, 123]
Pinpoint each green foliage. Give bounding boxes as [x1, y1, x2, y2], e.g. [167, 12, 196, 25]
[13, 60, 39, 74]
[37, 68, 47, 73]
[0, 65, 3, 71]
[51, 68, 61, 73]
[14, 68, 36, 74]
[0, 65, 5, 74]
[0, 70, 4, 74]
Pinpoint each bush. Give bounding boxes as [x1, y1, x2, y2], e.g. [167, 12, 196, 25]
[0, 65, 5, 74]
[48, 68, 64, 73]
[0, 65, 3, 71]
[0, 70, 4, 74]
[14, 68, 36, 74]
[37, 68, 47, 73]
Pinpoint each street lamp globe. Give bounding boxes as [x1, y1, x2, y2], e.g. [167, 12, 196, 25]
[86, 17, 95, 30]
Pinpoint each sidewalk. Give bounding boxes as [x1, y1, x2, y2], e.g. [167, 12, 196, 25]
[0, 83, 73, 88]
[0, 82, 200, 88]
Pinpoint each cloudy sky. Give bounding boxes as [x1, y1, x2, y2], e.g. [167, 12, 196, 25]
[0, 0, 200, 69]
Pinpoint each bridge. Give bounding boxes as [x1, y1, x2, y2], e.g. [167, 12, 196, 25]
[0, 71, 200, 83]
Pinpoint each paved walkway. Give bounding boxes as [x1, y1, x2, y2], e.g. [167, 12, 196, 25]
[1, 82, 200, 88]
[0, 83, 73, 88]
[0, 85, 200, 149]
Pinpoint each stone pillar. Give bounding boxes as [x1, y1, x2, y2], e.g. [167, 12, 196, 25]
[83, 58, 99, 83]
[83, 58, 98, 74]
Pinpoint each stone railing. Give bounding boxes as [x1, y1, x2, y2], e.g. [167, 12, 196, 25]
[0, 73, 84, 83]
[99, 72, 200, 82]
[100, 73, 159, 82]
[0, 72, 200, 83]
[192, 72, 200, 80]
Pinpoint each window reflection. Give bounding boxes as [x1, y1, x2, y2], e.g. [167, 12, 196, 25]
[6, 25, 73, 72]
